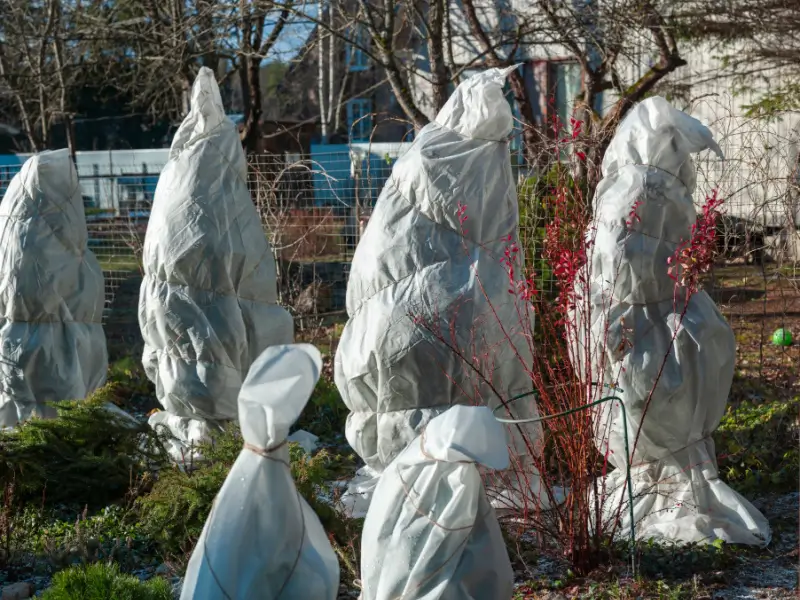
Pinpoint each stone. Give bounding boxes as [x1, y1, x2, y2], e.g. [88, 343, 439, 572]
[286, 429, 319, 454]
[1, 582, 34, 600]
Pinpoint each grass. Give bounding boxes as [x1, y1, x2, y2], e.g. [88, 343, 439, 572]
[98, 258, 141, 273]
[513, 577, 712, 599]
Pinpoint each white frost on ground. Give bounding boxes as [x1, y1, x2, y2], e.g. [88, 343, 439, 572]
[712, 492, 799, 599]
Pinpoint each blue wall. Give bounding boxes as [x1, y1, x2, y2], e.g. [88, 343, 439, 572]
[310, 143, 410, 207]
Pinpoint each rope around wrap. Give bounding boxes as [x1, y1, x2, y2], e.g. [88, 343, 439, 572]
[388, 433, 493, 600]
[418, 429, 474, 465]
[244, 439, 289, 464]
[199, 437, 306, 599]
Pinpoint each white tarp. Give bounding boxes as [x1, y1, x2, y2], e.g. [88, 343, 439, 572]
[360, 405, 514, 600]
[334, 67, 546, 517]
[577, 96, 771, 545]
[139, 67, 293, 460]
[0, 149, 107, 427]
[181, 344, 340, 600]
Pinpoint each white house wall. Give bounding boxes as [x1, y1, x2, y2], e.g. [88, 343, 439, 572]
[606, 39, 800, 228]
[392, 9, 800, 231]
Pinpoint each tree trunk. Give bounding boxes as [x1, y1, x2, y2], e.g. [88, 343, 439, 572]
[197, 0, 219, 75]
[357, 0, 430, 131]
[318, 0, 328, 142]
[458, 0, 542, 168]
[426, 0, 449, 113]
[181, 76, 192, 116]
[64, 115, 76, 161]
[506, 69, 545, 171]
[241, 55, 263, 152]
[326, 2, 337, 129]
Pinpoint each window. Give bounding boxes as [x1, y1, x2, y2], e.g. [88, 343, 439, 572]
[345, 26, 369, 72]
[346, 98, 373, 142]
[552, 62, 581, 130]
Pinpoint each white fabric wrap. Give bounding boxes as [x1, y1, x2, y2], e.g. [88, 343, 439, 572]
[0, 149, 107, 427]
[181, 344, 340, 600]
[576, 96, 770, 546]
[360, 405, 514, 600]
[139, 67, 293, 456]
[334, 67, 544, 517]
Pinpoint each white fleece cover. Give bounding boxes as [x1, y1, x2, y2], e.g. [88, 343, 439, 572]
[335, 67, 547, 518]
[360, 405, 514, 600]
[576, 96, 770, 546]
[0, 149, 107, 427]
[181, 344, 340, 600]
[139, 67, 293, 460]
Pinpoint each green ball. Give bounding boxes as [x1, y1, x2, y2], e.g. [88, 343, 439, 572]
[772, 328, 793, 346]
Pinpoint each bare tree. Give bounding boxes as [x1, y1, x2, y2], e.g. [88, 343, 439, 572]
[675, 0, 800, 117]
[300, 0, 694, 188]
[237, 0, 293, 150]
[0, 0, 84, 153]
[353, 0, 433, 129]
[25, 0, 297, 151]
[452, 0, 692, 185]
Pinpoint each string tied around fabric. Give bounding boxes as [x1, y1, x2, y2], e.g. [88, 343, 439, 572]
[200, 436, 305, 600]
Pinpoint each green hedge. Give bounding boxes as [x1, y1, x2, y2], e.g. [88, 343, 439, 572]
[517, 164, 585, 298]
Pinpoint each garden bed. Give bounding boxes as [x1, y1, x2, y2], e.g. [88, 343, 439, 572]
[0, 290, 797, 599]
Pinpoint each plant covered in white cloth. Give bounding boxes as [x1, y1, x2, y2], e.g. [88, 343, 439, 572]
[139, 67, 293, 461]
[0, 149, 107, 428]
[180, 344, 340, 600]
[360, 404, 513, 600]
[334, 66, 548, 518]
[573, 96, 771, 546]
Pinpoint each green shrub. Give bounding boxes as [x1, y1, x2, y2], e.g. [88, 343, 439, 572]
[107, 357, 155, 401]
[0, 385, 165, 507]
[294, 375, 349, 441]
[135, 423, 242, 561]
[715, 395, 799, 492]
[517, 163, 586, 297]
[40, 562, 172, 600]
[136, 421, 344, 562]
[290, 442, 362, 583]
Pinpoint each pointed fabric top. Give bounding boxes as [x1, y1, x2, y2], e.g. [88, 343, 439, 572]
[601, 96, 723, 191]
[238, 344, 322, 447]
[169, 67, 229, 158]
[434, 65, 520, 141]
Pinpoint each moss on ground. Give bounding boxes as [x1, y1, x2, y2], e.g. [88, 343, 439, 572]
[715, 395, 799, 493]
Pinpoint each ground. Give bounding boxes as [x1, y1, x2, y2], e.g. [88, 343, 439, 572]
[0, 265, 797, 599]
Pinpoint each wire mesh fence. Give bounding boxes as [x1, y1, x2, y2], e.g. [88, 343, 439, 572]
[0, 147, 797, 352]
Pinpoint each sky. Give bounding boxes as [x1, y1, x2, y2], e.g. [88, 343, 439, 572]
[264, 4, 318, 63]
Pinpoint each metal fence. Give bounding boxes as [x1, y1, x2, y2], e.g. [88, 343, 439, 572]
[0, 148, 798, 350]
